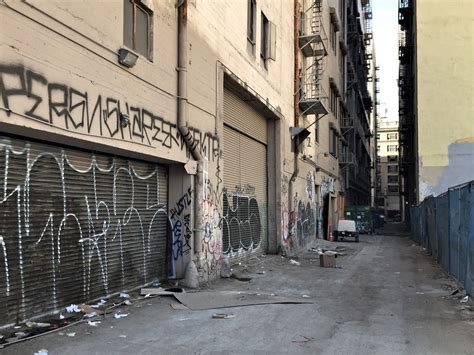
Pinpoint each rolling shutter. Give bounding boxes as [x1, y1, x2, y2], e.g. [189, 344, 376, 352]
[0, 134, 168, 325]
[222, 89, 267, 264]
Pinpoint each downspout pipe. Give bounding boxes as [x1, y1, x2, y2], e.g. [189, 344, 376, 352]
[289, 0, 300, 215]
[177, 0, 204, 265]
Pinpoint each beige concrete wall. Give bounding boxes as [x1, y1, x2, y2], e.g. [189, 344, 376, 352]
[416, 0, 474, 201]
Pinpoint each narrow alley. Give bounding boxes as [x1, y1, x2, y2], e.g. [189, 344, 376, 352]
[4, 224, 473, 354]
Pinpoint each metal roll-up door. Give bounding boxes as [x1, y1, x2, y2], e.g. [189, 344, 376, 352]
[222, 89, 267, 263]
[0, 134, 168, 325]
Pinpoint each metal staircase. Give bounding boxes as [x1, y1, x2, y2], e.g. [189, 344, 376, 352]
[298, 0, 328, 116]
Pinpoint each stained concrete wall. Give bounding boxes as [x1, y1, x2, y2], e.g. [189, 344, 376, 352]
[416, 0, 474, 201]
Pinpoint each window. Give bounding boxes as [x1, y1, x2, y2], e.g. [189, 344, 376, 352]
[387, 133, 398, 140]
[376, 133, 380, 139]
[388, 176, 399, 184]
[247, 0, 256, 44]
[388, 165, 398, 173]
[330, 22, 337, 54]
[388, 155, 398, 162]
[124, 0, 153, 59]
[377, 145, 380, 152]
[315, 119, 320, 143]
[387, 145, 398, 152]
[388, 185, 399, 193]
[329, 129, 338, 157]
[261, 12, 276, 66]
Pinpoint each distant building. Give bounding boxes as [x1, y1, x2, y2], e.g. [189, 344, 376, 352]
[376, 118, 401, 219]
[398, 0, 474, 221]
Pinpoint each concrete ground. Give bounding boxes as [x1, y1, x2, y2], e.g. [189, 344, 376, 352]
[3, 223, 474, 354]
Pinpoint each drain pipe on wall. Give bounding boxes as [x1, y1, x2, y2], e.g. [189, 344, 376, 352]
[177, 0, 202, 288]
[289, 0, 301, 219]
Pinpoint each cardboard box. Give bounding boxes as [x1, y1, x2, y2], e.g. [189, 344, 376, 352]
[320, 253, 336, 268]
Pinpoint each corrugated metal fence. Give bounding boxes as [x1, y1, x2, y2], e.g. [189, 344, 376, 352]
[410, 181, 474, 295]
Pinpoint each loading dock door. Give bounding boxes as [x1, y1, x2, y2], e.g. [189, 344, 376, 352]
[0, 135, 168, 325]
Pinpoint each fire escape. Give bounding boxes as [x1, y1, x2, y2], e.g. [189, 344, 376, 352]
[398, 0, 415, 208]
[298, 0, 329, 116]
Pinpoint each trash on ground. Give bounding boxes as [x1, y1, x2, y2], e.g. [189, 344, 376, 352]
[26, 321, 51, 328]
[14, 332, 28, 338]
[65, 304, 81, 313]
[91, 299, 106, 308]
[87, 320, 101, 327]
[320, 253, 337, 268]
[66, 332, 76, 337]
[119, 293, 130, 299]
[256, 271, 265, 274]
[84, 311, 97, 318]
[460, 296, 469, 303]
[170, 303, 189, 310]
[416, 292, 425, 295]
[119, 334, 127, 338]
[59, 314, 65, 320]
[450, 289, 460, 296]
[34, 349, 48, 355]
[124, 300, 133, 306]
[212, 313, 235, 319]
[291, 335, 312, 343]
[302, 295, 310, 298]
[114, 311, 128, 319]
[289, 259, 301, 266]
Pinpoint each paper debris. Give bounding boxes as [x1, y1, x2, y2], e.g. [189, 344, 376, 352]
[26, 321, 50, 328]
[212, 313, 235, 319]
[114, 312, 128, 319]
[87, 321, 101, 327]
[66, 332, 76, 337]
[302, 295, 310, 298]
[124, 300, 133, 306]
[460, 296, 469, 303]
[119, 293, 130, 299]
[66, 304, 81, 313]
[84, 312, 97, 318]
[59, 314, 65, 320]
[289, 259, 301, 266]
[91, 299, 106, 308]
[34, 349, 48, 355]
[119, 334, 127, 338]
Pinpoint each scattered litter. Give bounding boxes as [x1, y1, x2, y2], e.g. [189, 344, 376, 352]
[291, 335, 312, 343]
[124, 300, 133, 306]
[26, 321, 51, 328]
[84, 312, 97, 319]
[212, 313, 235, 319]
[59, 314, 65, 320]
[91, 299, 106, 308]
[416, 292, 424, 295]
[450, 289, 460, 296]
[14, 326, 21, 329]
[119, 334, 127, 338]
[66, 332, 76, 337]
[151, 280, 161, 287]
[256, 271, 265, 274]
[119, 293, 130, 299]
[147, 303, 153, 306]
[34, 349, 48, 355]
[178, 318, 191, 321]
[87, 320, 101, 327]
[302, 295, 310, 298]
[14, 332, 27, 338]
[460, 296, 469, 303]
[144, 294, 152, 298]
[289, 259, 301, 266]
[114, 312, 128, 319]
[66, 304, 81, 313]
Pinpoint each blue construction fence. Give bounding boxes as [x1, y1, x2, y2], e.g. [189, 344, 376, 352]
[410, 181, 474, 296]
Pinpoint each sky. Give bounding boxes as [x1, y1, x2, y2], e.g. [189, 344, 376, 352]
[372, 0, 399, 120]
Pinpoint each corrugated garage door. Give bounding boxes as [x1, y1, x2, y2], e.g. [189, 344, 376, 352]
[223, 89, 267, 263]
[0, 134, 168, 325]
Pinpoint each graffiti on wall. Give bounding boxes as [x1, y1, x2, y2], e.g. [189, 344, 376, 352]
[296, 200, 315, 245]
[306, 173, 315, 200]
[0, 64, 219, 162]
[169, 187, 192, 261]
[0, 137, 168, 322]
[222, 189, 262, 254]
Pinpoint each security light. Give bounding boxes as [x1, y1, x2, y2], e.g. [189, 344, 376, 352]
[118, 48, 138, 68]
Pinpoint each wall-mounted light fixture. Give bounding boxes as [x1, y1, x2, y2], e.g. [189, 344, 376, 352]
[119, 113, 130, 128]
[118, 48, 138, 68]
